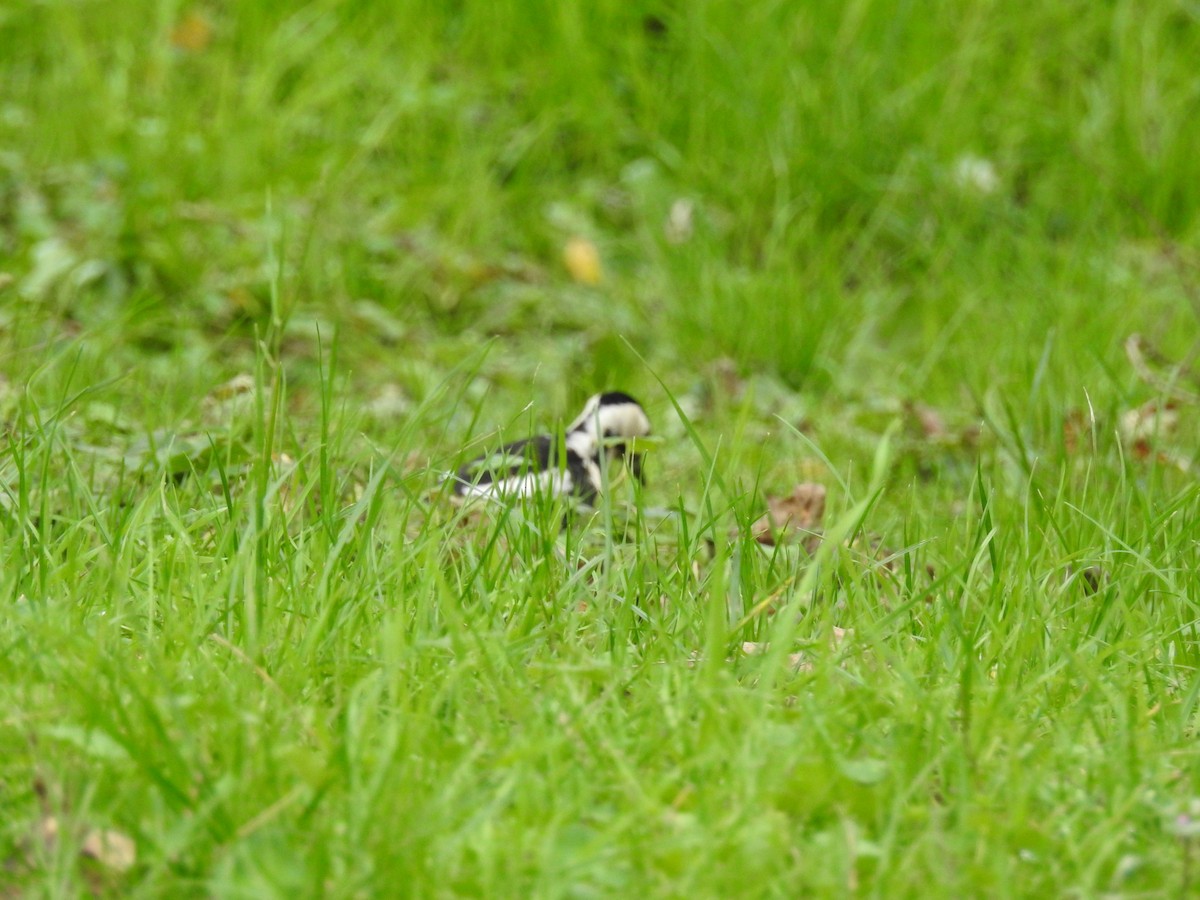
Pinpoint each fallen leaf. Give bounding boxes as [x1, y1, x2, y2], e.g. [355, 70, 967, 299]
[709, 357, 744, 400]
[563, 237, 602, 285]
[81, 828, 136, 872]
[752, 483, 826, 546]
[1062, 408, 1092, 455]
[39, 816, 59, 847]
[170, 11, 214, 52]
[207, 373, 255, 402]
[913, 404, 947, 440]
[1125, 334, 1200, 403]
[1120, 399, 1179, 444]
[739, 641, 818, 672]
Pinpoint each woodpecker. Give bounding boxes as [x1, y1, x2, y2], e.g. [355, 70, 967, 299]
[450, 391, 652, 504]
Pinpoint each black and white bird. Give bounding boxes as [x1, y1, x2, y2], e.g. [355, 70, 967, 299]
[450, 391, 652, 504]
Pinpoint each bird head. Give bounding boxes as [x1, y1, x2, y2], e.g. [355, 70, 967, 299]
[568, 391, 652, 483]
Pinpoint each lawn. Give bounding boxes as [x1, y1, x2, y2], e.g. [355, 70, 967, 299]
[3, 0, 1200, 895]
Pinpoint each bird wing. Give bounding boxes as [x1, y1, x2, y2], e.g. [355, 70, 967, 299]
[454, 435, 559, 491]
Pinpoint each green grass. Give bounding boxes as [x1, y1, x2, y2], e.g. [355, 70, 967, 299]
[3, 0, 1200, 895]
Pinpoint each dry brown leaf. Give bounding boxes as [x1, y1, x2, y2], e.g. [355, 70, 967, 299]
[81, 828, 136, 873]
[39, 815, 59, 847]
[170, 11, 214, 52]
[1125, 334, 1200, 403]
[752, 483, 826, 546]
[1120, 399, 1179, 444]
[913, 404, 948, 440]
[709, 357, 744, 400]
[1062, 408, 1092, 455]
[905, 401, 982, 447]
[203, 373, 254, 413]
[207, 373, 255, 402]
[741, 628, 851, 651]
[740, 642, 806, 669]
[562, 237, 602, 285]
[19, 811, 136, 881]
[1117, 395, 1194, 467]
[741, 631, 850, 671]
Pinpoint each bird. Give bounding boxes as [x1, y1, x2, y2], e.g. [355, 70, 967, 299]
[449, 391, 652, 504]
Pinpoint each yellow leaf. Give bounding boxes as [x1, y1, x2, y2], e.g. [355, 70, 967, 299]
[563, 237, 602, 285]
[171, 11, 213, 53]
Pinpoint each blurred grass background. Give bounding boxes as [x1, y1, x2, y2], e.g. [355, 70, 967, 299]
[5, 0, 1197, 403]
[3, 0, 1200, 895]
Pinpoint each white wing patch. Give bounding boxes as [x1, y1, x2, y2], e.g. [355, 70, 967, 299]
[454, 469, 575, 499]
